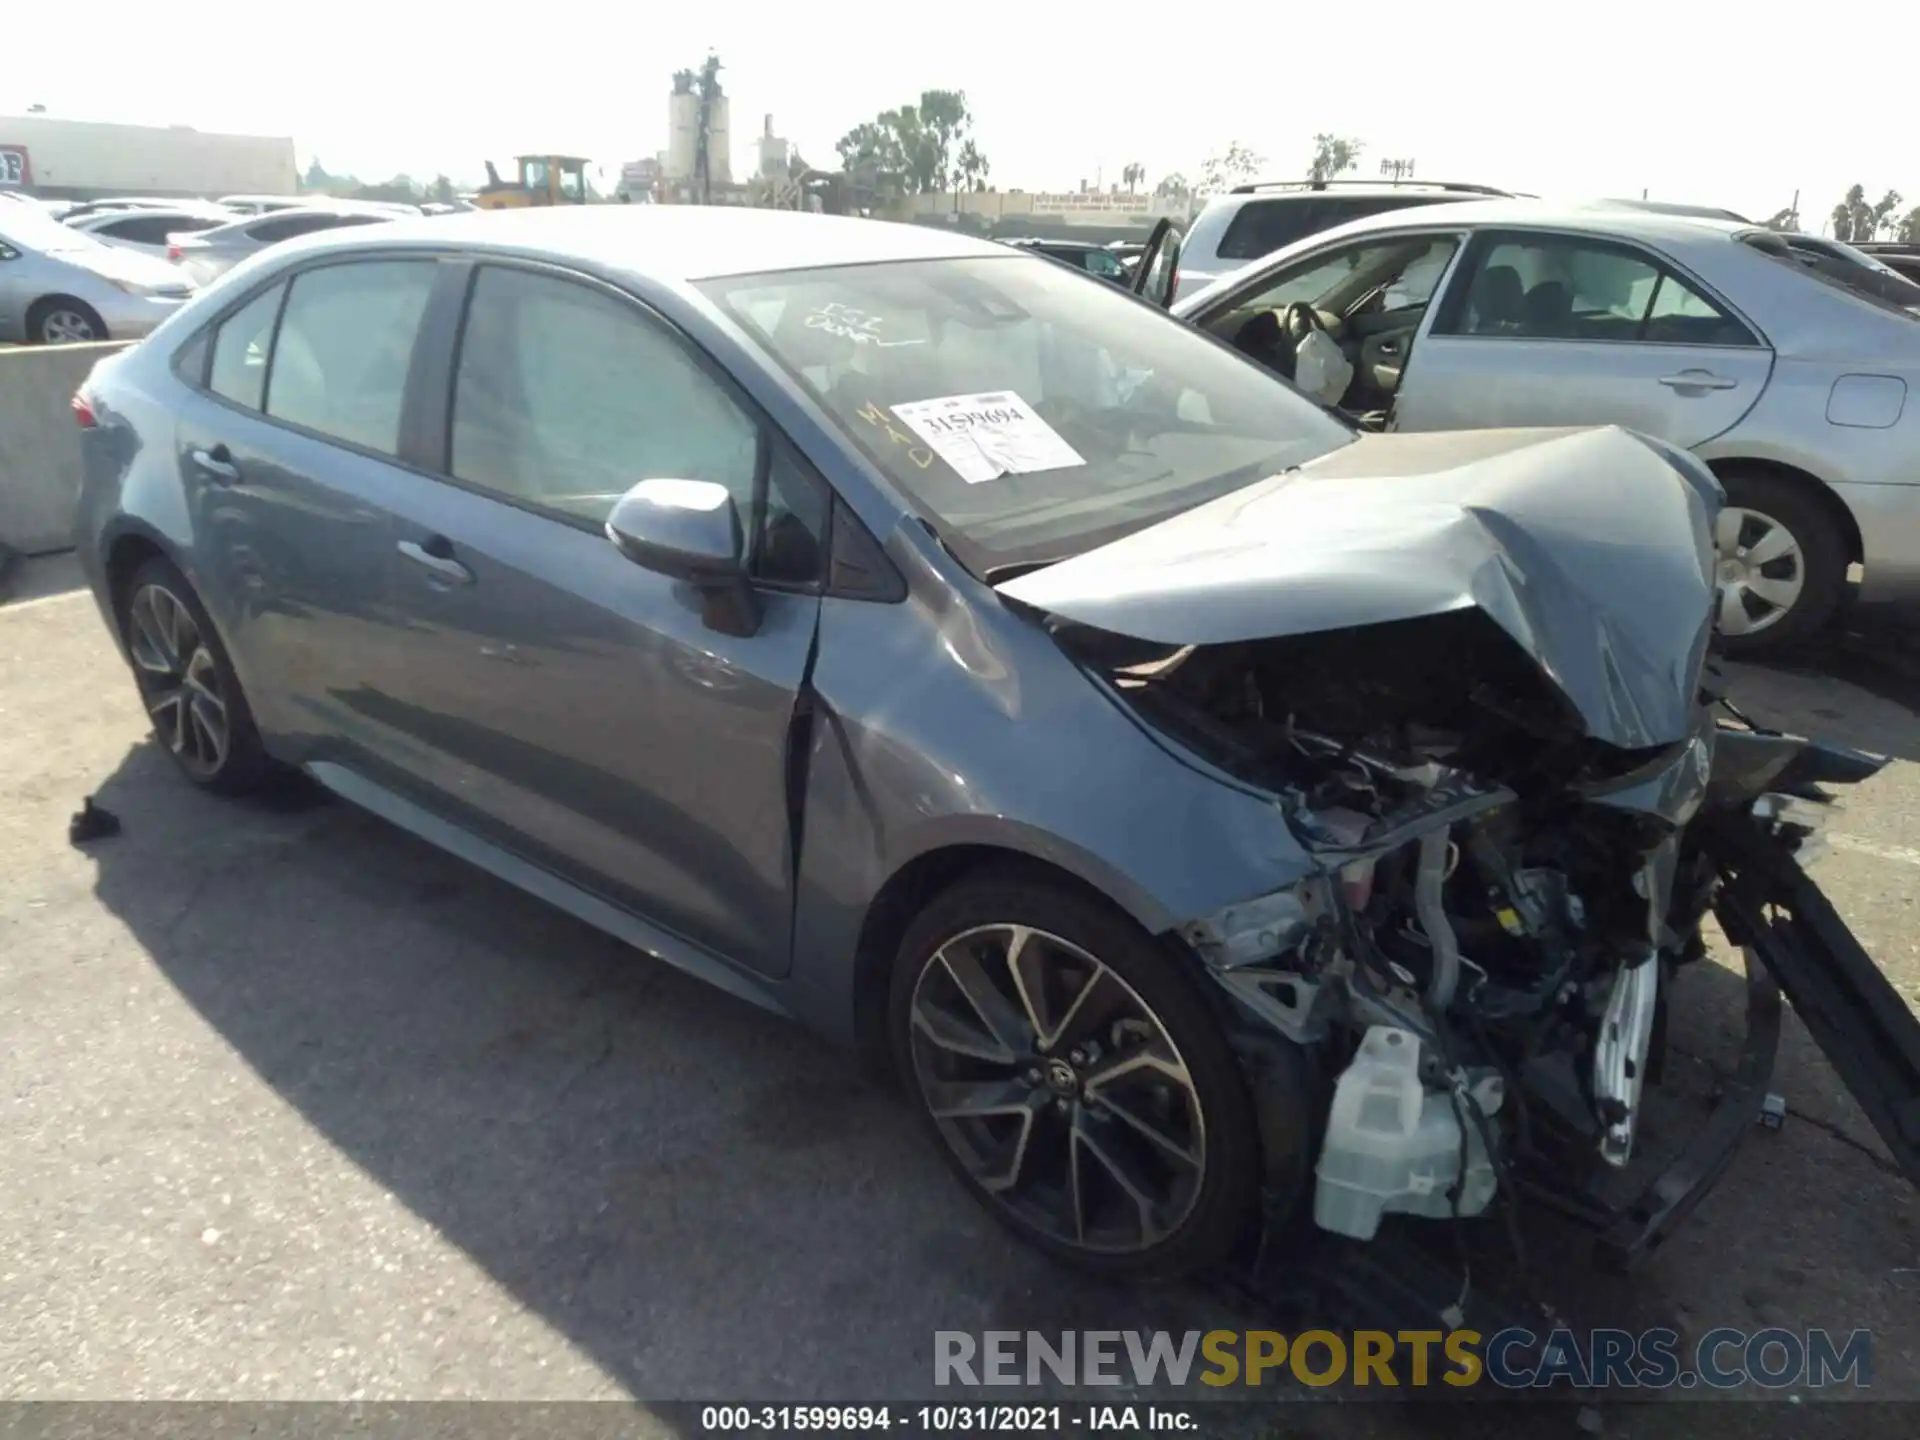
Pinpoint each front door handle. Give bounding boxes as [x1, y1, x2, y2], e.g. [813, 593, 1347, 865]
[1657, 370, 1739, 392]
[190, 444, 240, 483]
[398, 537, 474, 586]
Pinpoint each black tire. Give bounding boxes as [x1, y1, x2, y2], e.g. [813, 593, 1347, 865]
[890, 870, 1263, 1280]
[1715, 469, 1848, 656]
[28, 296, 109, 345]
[117, 555, 272, 795]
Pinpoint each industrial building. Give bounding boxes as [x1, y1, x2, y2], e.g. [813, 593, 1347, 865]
[0, 114, 297, 201]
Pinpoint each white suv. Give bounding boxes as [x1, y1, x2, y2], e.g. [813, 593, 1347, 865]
[1174, 179, 1513, 302]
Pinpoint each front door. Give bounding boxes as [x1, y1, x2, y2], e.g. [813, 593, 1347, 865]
[1393, 229, 1774, 448]
[358, 262, 831, 979]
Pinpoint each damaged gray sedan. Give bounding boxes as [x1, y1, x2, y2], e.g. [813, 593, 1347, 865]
[73, 209, 1916, 1283]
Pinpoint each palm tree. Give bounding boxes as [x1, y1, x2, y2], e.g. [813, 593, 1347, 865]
[1121, 162, 1145, 194]
[1871, 189, 1904, 240]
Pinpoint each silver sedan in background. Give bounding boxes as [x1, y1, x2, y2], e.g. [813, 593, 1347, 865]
[1172, 200, 1920, 651]
[169, 207, 397, 286]
[0, 201, 194, 343]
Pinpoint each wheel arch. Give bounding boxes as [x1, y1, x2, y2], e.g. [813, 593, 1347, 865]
[848, 843, 1182, 1084]
[26, 293, 108, 341]
[1704, 455, 1863, 567]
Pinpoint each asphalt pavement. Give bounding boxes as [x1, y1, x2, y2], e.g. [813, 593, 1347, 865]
[2, 557, 1916, 1426]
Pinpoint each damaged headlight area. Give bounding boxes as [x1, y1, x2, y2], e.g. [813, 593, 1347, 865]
[1104, 610, 1715, 1245]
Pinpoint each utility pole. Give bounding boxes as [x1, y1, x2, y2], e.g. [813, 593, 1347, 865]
[1380, 157, 1415, 185]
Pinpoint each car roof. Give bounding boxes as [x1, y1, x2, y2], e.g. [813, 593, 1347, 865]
[278, 205, 1012, 280]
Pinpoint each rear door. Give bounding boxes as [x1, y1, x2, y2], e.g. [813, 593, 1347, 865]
[351, 260, 831, 979]
[174, 256, 442, 760]
[1393, 228, 1774, 447]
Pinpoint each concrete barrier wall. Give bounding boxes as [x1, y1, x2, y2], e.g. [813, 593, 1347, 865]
[0, 341, 131, 556]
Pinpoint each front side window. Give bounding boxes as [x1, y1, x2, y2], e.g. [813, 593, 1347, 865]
[208, 282, 286, 409]
[263, 260, 436, 453]
[703, 255, 1354, 572]
[448, 266, 826, 581]
[1083, 250, 1127, 280]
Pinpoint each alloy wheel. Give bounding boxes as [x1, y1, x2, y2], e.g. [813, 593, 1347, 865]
[906, 923, 1206, 1255]
[1713, 505, 1805, 638]
[126, 583, 231, 777]
[40, 308, 100, 344]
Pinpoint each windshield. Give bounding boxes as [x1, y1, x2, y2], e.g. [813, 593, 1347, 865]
[701, 255, 1354, 571]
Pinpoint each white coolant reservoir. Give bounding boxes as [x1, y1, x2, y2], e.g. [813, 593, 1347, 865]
[1313, 1025, 1503, 1240]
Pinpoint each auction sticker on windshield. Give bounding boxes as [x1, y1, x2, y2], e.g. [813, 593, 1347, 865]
[891, 392, 1086, 485]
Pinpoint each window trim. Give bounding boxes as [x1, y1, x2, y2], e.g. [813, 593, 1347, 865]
[431, 256, 833, 594]
[178, 250, 456, 477]
[1428, 226, 1767, 349]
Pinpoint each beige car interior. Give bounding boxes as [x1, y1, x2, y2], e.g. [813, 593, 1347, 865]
[1199, 235, 1462, 427]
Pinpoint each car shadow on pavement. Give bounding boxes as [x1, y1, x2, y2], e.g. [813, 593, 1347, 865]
[79, 741, 1256, 1404]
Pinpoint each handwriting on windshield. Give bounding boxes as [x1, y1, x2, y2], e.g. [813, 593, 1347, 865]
[807, 303, 924, 348]
[855, 401, 935, 469]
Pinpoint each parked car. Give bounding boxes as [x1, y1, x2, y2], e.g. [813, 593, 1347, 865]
[1782, 233, 1920, 307]
[1856, 242, 1920, 284]
[71, 208, 1908, 1282]
[168, 207, 398, 286]
[215, 195, 310, 216]
[0, 201, 195, 343]
[1173, 179, 1515, 303]
[63, 206, 233, 261]
[60, 196, 222, 221]
[1168, 199, 1920, 651]
[999, 237, 1132, 285]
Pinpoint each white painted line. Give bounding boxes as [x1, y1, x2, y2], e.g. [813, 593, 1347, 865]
[1830, 832, 1920, 868]
[0, 587, 92, 614]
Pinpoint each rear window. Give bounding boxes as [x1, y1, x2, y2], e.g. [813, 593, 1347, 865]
[1744, 233, 1920, 318]
[1215, 193, 1462, 262]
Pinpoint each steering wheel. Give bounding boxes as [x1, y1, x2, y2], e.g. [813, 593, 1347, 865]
[1283, 300, 1329, 343]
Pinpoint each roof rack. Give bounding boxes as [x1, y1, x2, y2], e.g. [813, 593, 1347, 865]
[1227, 178, 1512, 197]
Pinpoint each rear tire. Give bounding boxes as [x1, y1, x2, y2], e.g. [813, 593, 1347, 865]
[1713, 470, 1847, 656]
[28, 297, 108, 345]
[890, 871, 1264, 1280]
[117, 556, 271, 795]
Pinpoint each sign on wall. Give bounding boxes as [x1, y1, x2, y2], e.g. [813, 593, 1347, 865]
[0, 145, 31, 188]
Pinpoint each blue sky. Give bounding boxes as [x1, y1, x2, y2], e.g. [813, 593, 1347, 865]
[7, 1, 1915, 229]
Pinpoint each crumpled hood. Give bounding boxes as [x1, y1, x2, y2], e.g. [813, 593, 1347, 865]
[997, 425, 1720, 750]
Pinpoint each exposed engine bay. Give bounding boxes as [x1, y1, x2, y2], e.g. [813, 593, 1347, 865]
[1050, 604, 1914, 1266]
[998, 423, 1919, 1273]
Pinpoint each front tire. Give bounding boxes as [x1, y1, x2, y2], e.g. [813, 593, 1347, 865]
[890, 872, 1262, 1279]
[1713, 470, 1847, 655]
[117, 556, 271, 795]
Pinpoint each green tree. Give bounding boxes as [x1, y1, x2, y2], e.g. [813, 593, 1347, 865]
[1199, 142, 1263, 195]
[1308, 134, 1365, 183]
[1831, 184, 1871, 241]
[1900, 205, 1920, 244]
[1122, 161, 1146, 194]
[1870, 188, 1904, 239]
[1155, 172, 1191, 201]
[836, 90, 989, 198]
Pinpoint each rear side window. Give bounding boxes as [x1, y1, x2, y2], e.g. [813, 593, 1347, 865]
[263, 260, 437, 453]
[208, 282, 287, 410]
[248, 213, 378, 244]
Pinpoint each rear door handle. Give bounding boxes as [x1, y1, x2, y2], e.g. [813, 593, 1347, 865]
[1658, 370, 1739, 392]
[190, 444, 240, 483]
[398, 537, 474, 586]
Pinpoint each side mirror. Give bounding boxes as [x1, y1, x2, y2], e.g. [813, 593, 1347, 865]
[606, 478, 761, 636]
